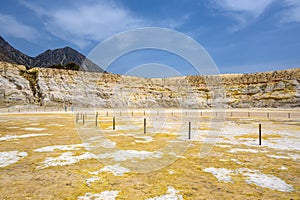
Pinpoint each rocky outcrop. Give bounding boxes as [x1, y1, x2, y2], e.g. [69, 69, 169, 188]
[187, 71, 300, 108]
[0, 62, 299, 109]
[0, 62, 34, 107]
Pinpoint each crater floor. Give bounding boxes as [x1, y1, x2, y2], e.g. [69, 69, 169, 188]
[0, 110, 299, 199]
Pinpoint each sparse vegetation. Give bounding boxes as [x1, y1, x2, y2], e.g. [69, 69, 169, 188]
[48, 62, 80, 71]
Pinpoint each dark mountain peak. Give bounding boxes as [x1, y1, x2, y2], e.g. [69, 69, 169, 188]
[0, 36, 6, 43]
[62, 46, 73, 50]
[0, 36, 8, 44]
[32, 46, 103, 72]
[0, 36, 103, 72]
[0, 35, 33, 66]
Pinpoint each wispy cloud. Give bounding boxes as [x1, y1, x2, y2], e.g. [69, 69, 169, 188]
[280, 0, 300, 23]
[208, 0, 300, 31]
[22, 1, 147, 48]
[20, 0, 191, 49]
[21, 0, 147, 49]
[156, 14, 190, 30]
[208, 0, 275, 31]
[0, 13, 39, 41]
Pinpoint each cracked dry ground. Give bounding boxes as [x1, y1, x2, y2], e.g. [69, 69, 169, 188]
[0, 111, 299, 199]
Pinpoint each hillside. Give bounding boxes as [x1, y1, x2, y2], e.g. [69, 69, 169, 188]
[0, 36, 103, 72]
[0, 62, 299, 109]
[0, 36, 32, 66]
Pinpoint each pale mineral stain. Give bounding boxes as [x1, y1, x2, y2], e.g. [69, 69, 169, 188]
[98, 163, 130, 176]
[0, 133, 52, 141]
[39, 152, 95, 168]
[146, 186, 183, 200]
[203, 167, 233, 183]
[34, 144, 84, 152]
[23, 127, 47, 131]
[96, 150, 162, 161]
[0, 151, 28, 167]
[239, 168, 294, 192]
[77, 191, 119, 200]
[85, 176, 100, 187]
[228, 148, 260, 153]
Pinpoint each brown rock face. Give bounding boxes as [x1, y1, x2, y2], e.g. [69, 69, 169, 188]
[0, 62, 299, 108]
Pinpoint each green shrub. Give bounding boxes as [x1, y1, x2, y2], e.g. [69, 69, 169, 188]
[65, 62, 80, 70]
[48, 62, 80, 71]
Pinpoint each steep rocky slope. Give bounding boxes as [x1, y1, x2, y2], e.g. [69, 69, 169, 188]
[0, 36, 103, 72]
[0, 62, 299, 108]
[0, 36, 32, 66]
[32, 47, 103, 72]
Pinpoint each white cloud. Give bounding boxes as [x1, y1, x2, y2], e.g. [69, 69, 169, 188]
[156, 14, 190, 30]
[281, 0, 300, 23]
[212, 0, 274, 17]
[0, 13, 39, 41]
[21, 1, 190, 49]
[209, 0, 275, 31]
[21, 1, 147, 49]
[209, 0, 300, 30]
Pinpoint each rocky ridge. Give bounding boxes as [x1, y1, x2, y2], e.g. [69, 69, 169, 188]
[0, 36, 103, 72]
[0, 62, 299, 109]
[0, 36, 32, 66]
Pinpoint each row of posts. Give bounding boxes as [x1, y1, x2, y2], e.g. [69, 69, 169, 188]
[77, 110, 292, 118]
[3, 108, 295, 119]
[76, 111, 264, 145]
[6, 107, 67, 113]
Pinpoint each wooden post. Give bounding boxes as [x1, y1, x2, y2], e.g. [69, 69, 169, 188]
[132, 111, 133, 117]
[231, 112, 233, 117]
[144, 110, 145, 116]
[188, 122, 191, 140]
[201, 111, 202, 117]
[288, 112, 290, 119]
[106, 111, 108, 117]
[76, 113, 78, 123]
[144, 118, 146, 134]
[83, 114, 85, 125]
[248, 112, 250, 118]
[259, 124, 262, 145]
[113, 116, 115, 130]
[267, 112, 269, 118]
[95, 112, 98, 127]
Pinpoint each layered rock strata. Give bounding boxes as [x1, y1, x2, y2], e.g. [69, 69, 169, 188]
[0, 62, 299, 108]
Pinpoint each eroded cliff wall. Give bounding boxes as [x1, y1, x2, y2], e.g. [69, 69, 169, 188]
[1, 62, 299, 108]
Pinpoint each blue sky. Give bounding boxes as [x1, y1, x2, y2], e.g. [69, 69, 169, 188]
[0, 0, 300, 76]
